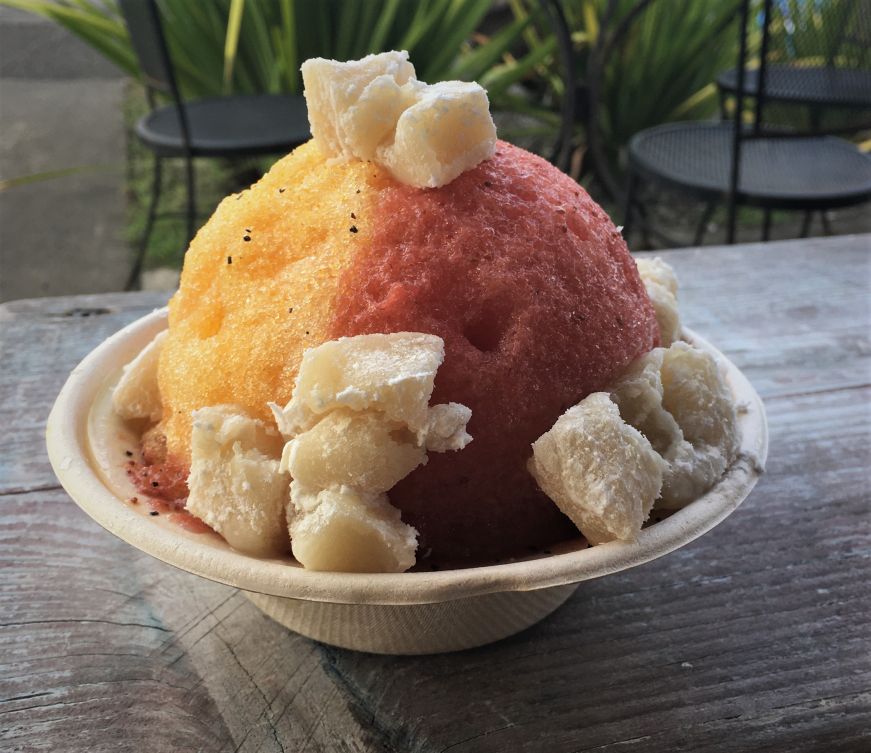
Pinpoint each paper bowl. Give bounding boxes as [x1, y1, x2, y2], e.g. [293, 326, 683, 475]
[46, 308, 767, 655]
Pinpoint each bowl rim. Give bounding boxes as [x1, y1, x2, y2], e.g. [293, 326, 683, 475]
[46, 307, 768, 606]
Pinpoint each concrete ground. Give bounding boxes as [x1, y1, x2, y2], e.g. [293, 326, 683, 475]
[0, 6, 129, 302]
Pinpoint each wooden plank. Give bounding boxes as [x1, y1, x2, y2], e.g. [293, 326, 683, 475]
[0, 292, 169, 494]
[638, 234, 871, 400]
[316, 387, 871, 753]
[1, 234, 869, 752]
[0, 487, 386, 753]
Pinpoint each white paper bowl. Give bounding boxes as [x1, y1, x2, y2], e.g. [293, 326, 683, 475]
[46, 308, 767, 655]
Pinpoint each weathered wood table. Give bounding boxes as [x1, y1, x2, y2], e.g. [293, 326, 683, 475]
[1, 234, 869, 753]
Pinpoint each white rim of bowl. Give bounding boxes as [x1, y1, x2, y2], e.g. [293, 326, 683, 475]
[46, 308, 768, 606]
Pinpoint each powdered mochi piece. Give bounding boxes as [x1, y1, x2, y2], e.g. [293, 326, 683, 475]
[636, 257, 678, 296]
[280, 409, 425, 493]
[660, 343, 738, 451]
[288, 482, 418, 572]
[609, 348, 683, 456]
[271, 333, 472, 572]
[113, 330, 167, 423]
[186, 405, 289, 556]
[645, 282, 681, 347]
[301, 51, 417, 161]
[420, 402, 473, 452]
[636, 257, 680, 346]
[302, 52, 496, 188]
[529, 393, 664, 544]
[377, 81, 497, 189]
[611, 343, 739, 509]
[274, 332, 445, 436]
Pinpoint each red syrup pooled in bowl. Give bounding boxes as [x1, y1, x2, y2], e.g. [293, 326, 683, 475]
[124, 457, 211, 534]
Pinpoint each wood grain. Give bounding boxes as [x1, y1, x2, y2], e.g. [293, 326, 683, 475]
[1, 234, 869, 752]
[0, 293, 169, 493]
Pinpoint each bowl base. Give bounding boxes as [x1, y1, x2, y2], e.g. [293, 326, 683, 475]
[246, 584, 579, 654]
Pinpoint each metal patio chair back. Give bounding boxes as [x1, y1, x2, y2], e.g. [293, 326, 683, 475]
[622, 0, 871, 247]
[118, 0, 310, 289]
[716, 0, 871, 136]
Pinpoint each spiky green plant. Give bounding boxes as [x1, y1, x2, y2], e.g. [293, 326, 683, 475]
[1, 0, 533, 97]
[498, 0, 745, 193]
[1, 0, 547, 268]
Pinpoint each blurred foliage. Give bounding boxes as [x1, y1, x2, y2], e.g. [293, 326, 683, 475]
[4, 0, 868, 258]
[500, 0, 744, 191]
[768, 0, 871, 66]
[593, 0, 744, 187]
[1, 0, 537, 96]
[499, 0, 868, 192]
[1, 0, 543, 267]
[7, 0, 865, 170]
[759, 0, 871, 133]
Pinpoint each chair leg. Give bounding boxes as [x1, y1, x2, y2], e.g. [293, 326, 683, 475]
[184, 153, 196, 248]
[637, 201, 655, 249]
[821, 211, 833, 235]
[800, 210, 813, 238]
[726, 197, 738, 245]
[694, 201, 716, 246]
[809, 107, 822, 135]
[622, 169, 637, 246]
[125, 154, 163, 291]
[762, 209, 772, 242]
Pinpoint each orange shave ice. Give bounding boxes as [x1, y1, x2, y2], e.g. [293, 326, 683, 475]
[146, 139, 658, 561]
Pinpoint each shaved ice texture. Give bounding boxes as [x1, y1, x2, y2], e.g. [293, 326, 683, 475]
[155, 139, 658, 562]
[329, 141, 658, 560]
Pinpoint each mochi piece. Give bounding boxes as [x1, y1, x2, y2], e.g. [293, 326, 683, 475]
[279, 409, 426, 494]
[377, 81, 497, 189]
[529, 393, 664, 544]
[636, 257, 678, 297]
[611, 343, 739, 509]
[658, 343, 739, 505]
[272, 332, 472, 572]
[112, 331, 167, 423]
[645, 282, 681, 347]
[288, 482, 418, 572]
[302, 52, 496, 188]
[301, 51, 417, 160]
[636, 257, 680, 346]
[608, 348, 683, 456]
[273, 332, 445, 437]
[420, 402, 473, 452]
[186, 405, 289, 556]
[660, 342, 738, 451]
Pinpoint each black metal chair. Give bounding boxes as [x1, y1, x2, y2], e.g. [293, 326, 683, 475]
[118, 0, 310, 289]
[716, 0, 871, 135]
[539, 0, 577, 175]
[485, 0, 576, 173]
[623, 0, 871, 247]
